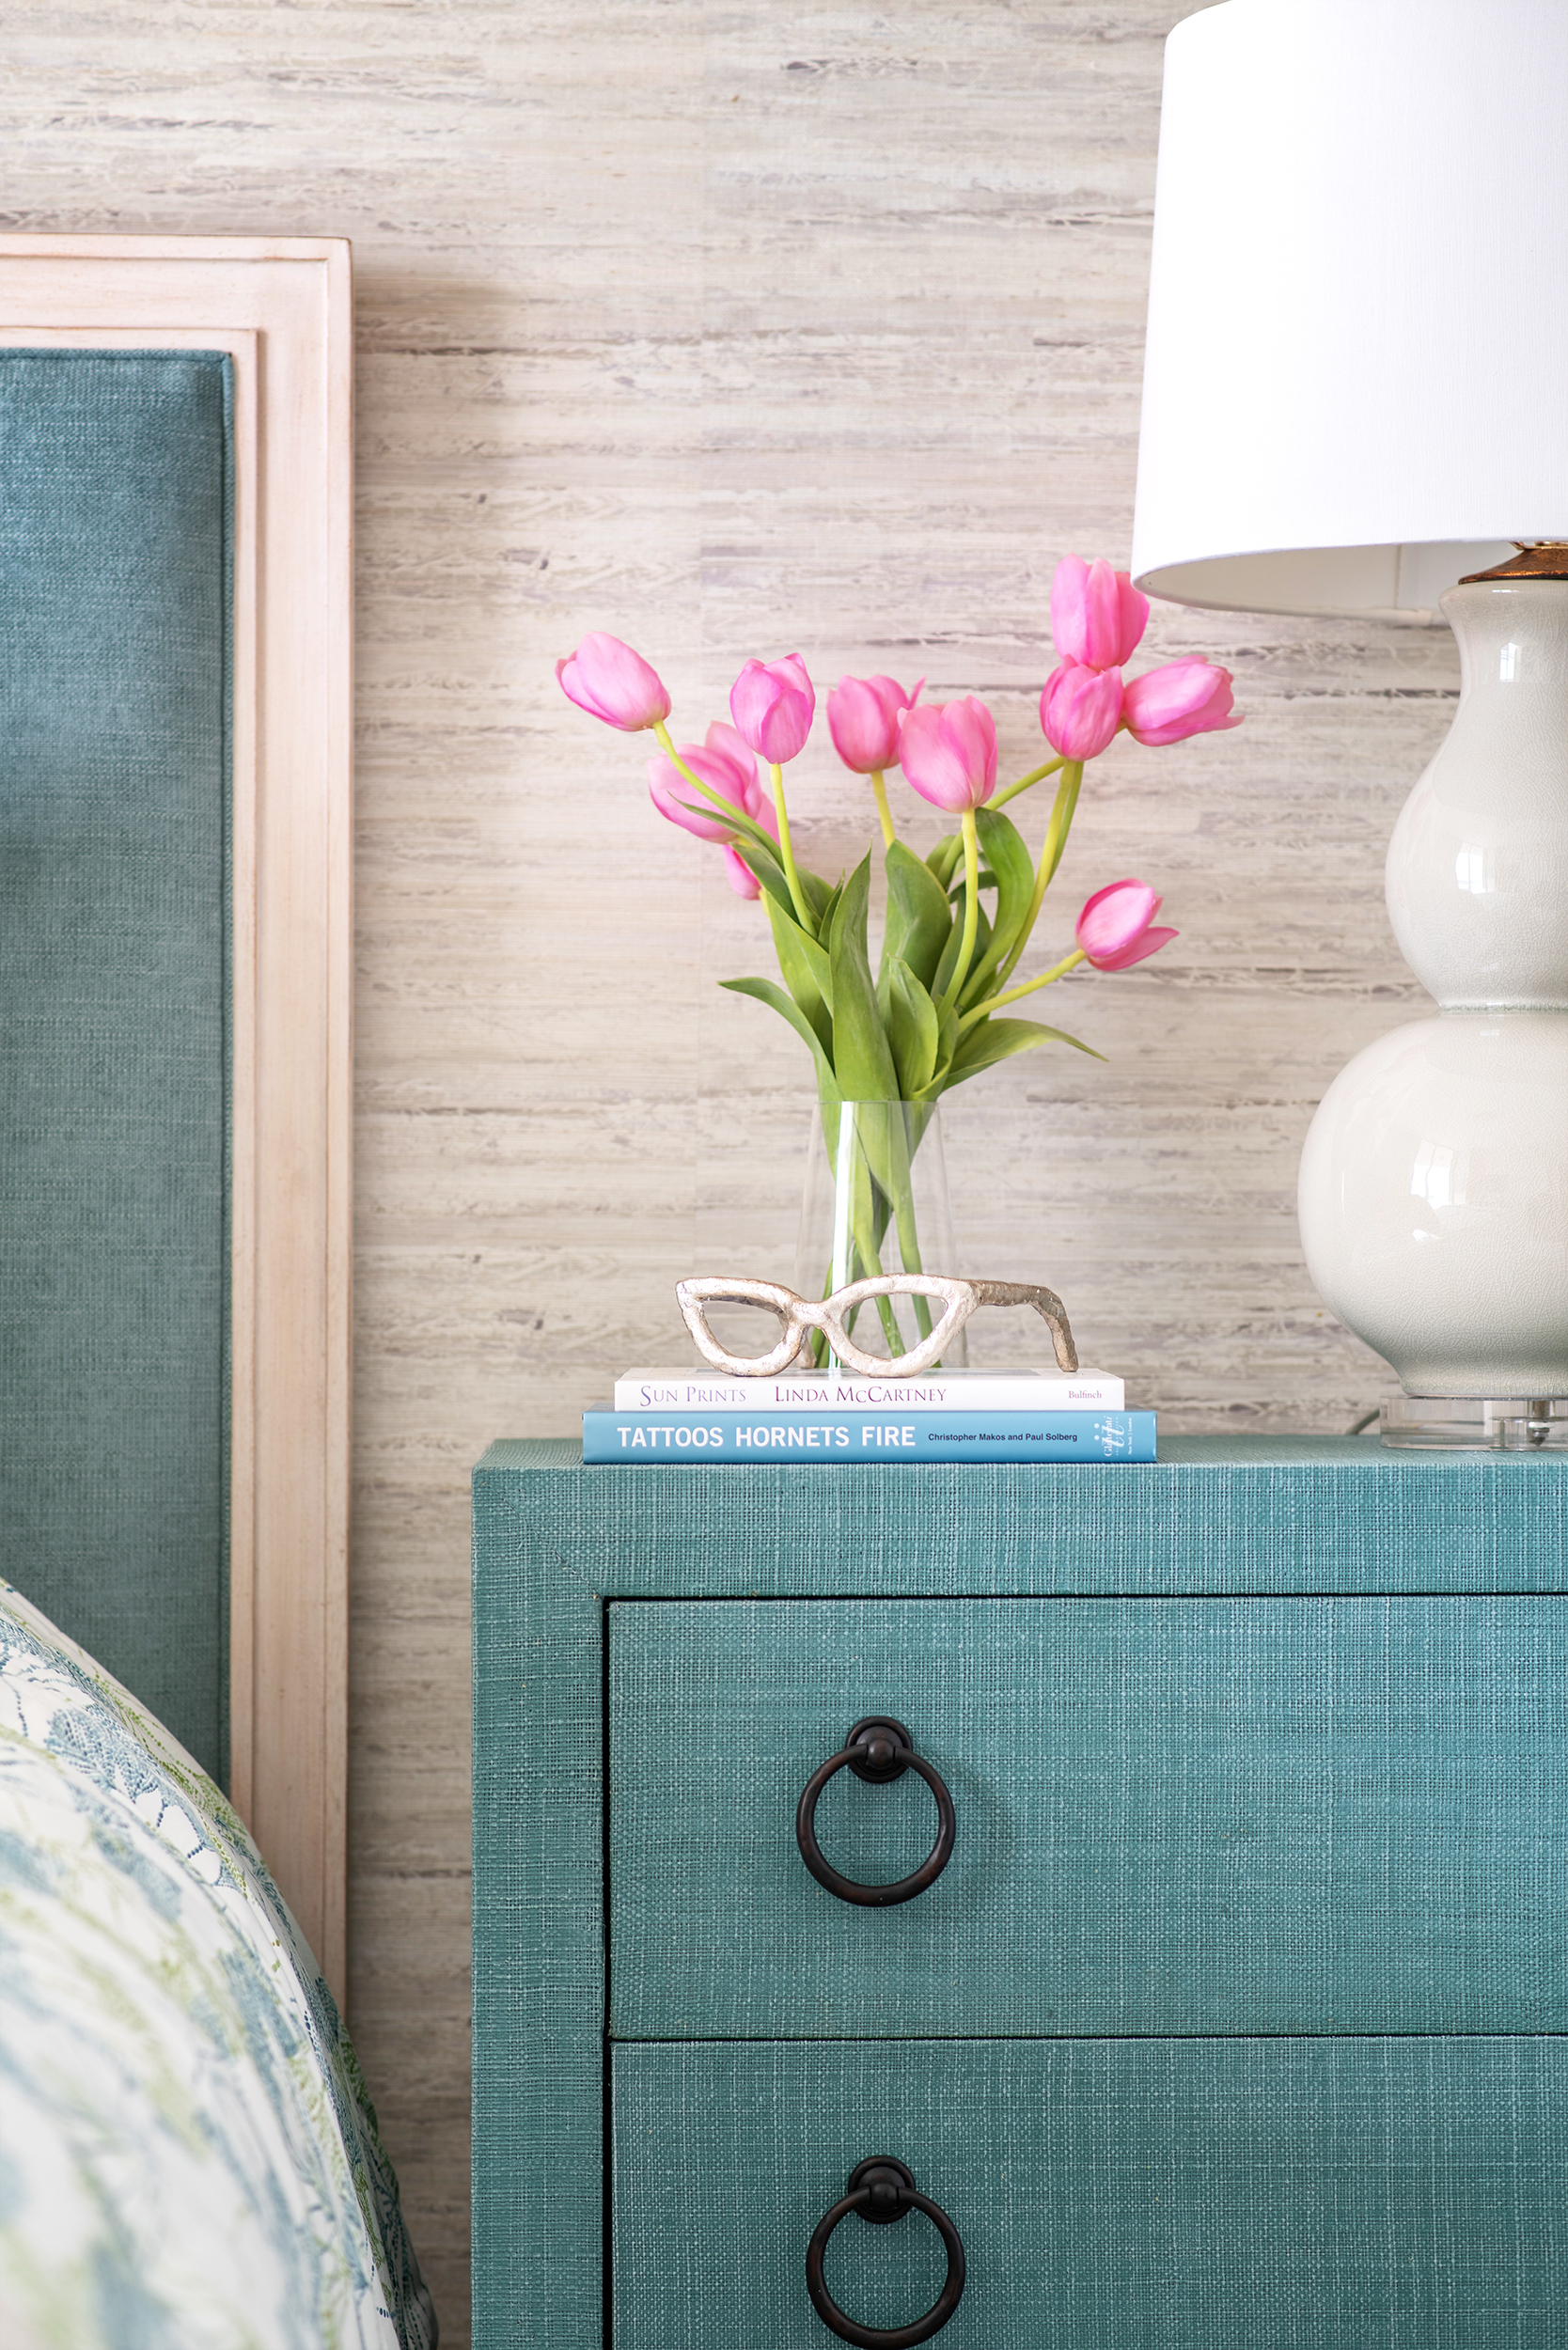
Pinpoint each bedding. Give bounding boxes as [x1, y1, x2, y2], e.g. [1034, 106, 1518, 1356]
[0, 1576, 436, 2350]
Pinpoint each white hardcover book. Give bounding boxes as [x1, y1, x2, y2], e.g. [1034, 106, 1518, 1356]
[613, 1365, 1125, 1411]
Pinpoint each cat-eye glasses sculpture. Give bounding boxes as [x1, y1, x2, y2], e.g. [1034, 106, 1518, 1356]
[676, 1274, 1078, 1381]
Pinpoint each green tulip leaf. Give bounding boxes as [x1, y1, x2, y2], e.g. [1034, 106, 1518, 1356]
[675, 796, 782, 872]
[748, 852, 806, 922]
[827, 855, 900, 1103]
[721, 976, 842, 1110]
[804, 870, 841, 931]
[925, 832, 966, 890]
[886, 960, 941, 1099]
[882, 839, 954, 995]
[764, 891, 834, 1050]
[959, 805, 1042, 1010]
[910, 998, 961, 1102]
[974, 805, 1036, 944]
[679, 793, 835, 939]
[934, 1013, 1104, 1094]
[933, 900, 993, 1002]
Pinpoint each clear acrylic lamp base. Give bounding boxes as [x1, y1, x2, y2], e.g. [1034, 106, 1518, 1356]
[1379, 1397, 1568, 1451]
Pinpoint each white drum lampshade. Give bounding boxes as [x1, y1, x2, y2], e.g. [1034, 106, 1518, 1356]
[1133, 0, 1568, 617]
[1131, 0, 1568, 1438]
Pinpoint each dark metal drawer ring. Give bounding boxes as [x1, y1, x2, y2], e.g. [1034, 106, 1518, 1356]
[807, 2157, 966, 2347]
[795, 1717, 956, 1907]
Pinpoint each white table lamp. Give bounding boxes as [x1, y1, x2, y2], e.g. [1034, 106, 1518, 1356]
[1132, 0, 1568, 1447]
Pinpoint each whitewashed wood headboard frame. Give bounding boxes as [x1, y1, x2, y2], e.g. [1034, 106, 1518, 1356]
[0, 236, 353, 2003]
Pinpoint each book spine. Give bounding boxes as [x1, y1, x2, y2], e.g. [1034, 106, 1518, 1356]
[583, 1410, 1156, 1465]
[611, 1377, 1124, 1412]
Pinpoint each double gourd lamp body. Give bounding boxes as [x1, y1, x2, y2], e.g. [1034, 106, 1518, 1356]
[1132, 0, 1568, 1416]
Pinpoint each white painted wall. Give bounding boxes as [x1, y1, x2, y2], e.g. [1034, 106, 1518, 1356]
[4, 5, 1451, 2334]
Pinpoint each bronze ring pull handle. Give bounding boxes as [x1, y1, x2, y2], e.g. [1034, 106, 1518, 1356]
[806, 2157, 966, 2347]
[795, 1718, 956, 1908]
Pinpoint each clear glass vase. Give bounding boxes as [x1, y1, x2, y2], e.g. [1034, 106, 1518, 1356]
[793, 1099, 965, 1370]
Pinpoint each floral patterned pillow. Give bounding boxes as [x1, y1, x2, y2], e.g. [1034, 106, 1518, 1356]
[0, 1576, 437, 2350]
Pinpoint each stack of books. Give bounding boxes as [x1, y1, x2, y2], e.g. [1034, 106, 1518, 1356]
[583, 1365, 1155, 1465]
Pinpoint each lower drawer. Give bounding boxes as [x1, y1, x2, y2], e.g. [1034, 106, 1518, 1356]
[612, 2036, 1568, 2348]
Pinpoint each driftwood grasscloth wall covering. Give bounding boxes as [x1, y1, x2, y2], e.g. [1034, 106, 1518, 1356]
[1, 7, 1455, 2338]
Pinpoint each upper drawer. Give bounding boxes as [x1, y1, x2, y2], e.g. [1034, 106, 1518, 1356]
[608, 1595, 1568, 2039]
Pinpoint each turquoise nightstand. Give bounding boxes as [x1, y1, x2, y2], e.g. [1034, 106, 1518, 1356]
[472, 1437, 1568, 2348]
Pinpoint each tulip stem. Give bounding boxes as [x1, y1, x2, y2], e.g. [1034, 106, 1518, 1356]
[768, 761, 816, 933]
[992, 755, 1067, 810]
[943, 807, 981, 1011]
[958, 948, 1086, 1034]
[870, 768, 896, 849]
[995, 761, 1082, 991]
[651, 719, 745, 826]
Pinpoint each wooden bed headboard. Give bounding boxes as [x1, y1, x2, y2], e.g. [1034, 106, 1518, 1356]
[0, 240, 352, 2002]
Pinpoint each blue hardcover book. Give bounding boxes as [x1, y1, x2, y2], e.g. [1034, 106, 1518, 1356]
[582, 1408, 1156, 1465]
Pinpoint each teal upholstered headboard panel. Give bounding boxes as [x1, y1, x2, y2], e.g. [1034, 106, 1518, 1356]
[0, 351, 232, 1781]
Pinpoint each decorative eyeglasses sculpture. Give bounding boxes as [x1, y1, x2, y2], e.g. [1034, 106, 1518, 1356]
[677, 1274, 1078, 1380]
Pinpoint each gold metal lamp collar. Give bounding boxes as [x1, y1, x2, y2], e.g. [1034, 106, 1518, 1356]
[1461, 541, 1568, 584]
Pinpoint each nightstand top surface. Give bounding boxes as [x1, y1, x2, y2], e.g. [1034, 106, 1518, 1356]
[473, 1434, 1568, 1599]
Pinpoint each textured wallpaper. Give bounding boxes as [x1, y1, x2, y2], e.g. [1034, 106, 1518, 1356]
[0, 6, 1456, 2336]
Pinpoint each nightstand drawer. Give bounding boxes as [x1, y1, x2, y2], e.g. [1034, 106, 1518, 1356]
[612, 2035, 1568, 2349]
[608, 1596, 1568, 2038]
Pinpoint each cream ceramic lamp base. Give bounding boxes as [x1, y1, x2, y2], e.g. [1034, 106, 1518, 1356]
[1298, 577, 1568, 1426]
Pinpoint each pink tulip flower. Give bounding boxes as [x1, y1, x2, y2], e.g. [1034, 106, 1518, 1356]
[1075, 880, 1178, 971]
[722, 846, 763, 900]
[1121, 659, 1243, 747]
[729, 653, 816, 763]
[1050, 556, 1149, 672]
[827, 672, 924, 773]
[896, 697, 998, 813]
[702, 718, 769, 802]
[647, 722, 780, 855]
[557, 631, 671, 730]
[1039, 660, 1125, 761]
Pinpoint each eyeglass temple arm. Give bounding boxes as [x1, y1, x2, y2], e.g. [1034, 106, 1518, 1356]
[966, 1280, 1078, 1373]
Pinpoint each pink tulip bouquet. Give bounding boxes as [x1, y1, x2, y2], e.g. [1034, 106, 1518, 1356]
[559, 556, 1240, 1349]
[559, 556, 1237, 1103]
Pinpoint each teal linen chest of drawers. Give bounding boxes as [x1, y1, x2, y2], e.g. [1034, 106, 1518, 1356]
[472, 1437, 1568, 2348]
